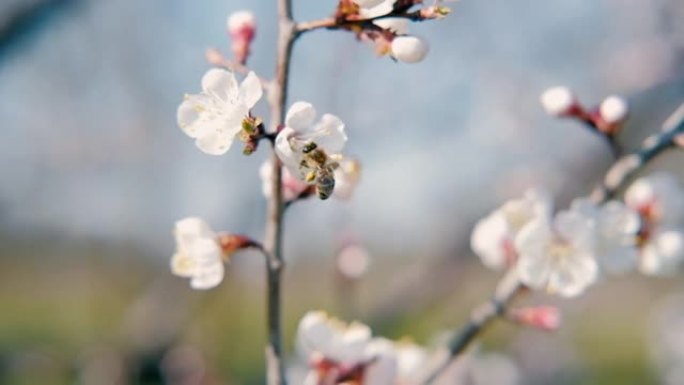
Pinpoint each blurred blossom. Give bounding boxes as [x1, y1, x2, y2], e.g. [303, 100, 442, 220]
[177, 68, 262, 155]
[514, 208, 599, 298]
[624, 173, 684, 275]
[171, 217, 225, 290]
[337, 244, 371, 280]
[470, 188, 552, 270]
[569, 199, 641, 275]
[296, 311, 396, 385]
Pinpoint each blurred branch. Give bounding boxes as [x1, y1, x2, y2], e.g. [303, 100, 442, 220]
[591, 102, 684, 202]
[420, 102, 684, 384]
[0, 0, 77, 59]
[420, 270, 524, 384]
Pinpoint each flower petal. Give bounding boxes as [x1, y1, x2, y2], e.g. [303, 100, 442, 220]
[201, 68, 238, 101]
[170, 252, 195, 278]
[308, 114, 347, 154]
[195, 129, 234, 155]
[471, 212, 510, 270]
[177, 95, 214, 139]
[275, 127, 305, 178]
[239, 71, 263, 108]
[296, 311, 335, 357]
[548, 252, 598, 297]
[285, 102, 317, 132]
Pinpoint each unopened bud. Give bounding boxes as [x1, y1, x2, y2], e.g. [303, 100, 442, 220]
[391, 36, 429, 63]
[420, 6, 451, 19]
[594, 95, 628, 134]
[217, 233, 256, 260]
[509, 306, 561, 331]
[540, 86, 577, 117]
[227, 10, 256, 64]
[599, 96, 629, 125]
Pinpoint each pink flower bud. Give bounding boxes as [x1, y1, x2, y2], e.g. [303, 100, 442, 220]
[510, 306, 561, 331]
[227, 10, 256, 64]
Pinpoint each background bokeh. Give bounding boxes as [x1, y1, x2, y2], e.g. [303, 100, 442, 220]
[1, 0, 684, 384]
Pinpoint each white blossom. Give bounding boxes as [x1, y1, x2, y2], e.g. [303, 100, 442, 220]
[337, 244, 371, 280]
[599, 95, 629, 124]
[177, 68, 262, 155]
[391, 36, 430, 63]
[170, 217, 225, 290]
[625, 173, 684, 275]
[470, 189, 551, 270]
[296, 311, 396, 385]
[275, 102, 347, 199]
[515, 208, 599, 297]
[357, 0, 407, 34]
[540, 86, 575, 116]
[569, 198, 641, 274]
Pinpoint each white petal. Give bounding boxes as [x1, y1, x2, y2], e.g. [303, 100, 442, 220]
[353, 0, 389, 9]
[187, 239, 225, 290]
[515, 219, 553, 289]
[201, 68, 238, 101]
[239, 71, 263, 108]
[174, 217, 216, 251]
[296, 311, 336, 357]
[285, 102, 317, 132]
[177, 96, 208, 139]
[333, 322, 372, 364]
[195, 129, 234, 156]
[601, 201, 641, 236]
[308, 113, 347, 154]
[190, 261, 224, 290]
[170, 252, 195, 278]
[470, 213, 510, 270]
[333, 159, 361, 200]
[274, 127, 304, 177]
[363, 339, 398, 385]
[554, 210, 595, 251]
[547, 253, 598, 297]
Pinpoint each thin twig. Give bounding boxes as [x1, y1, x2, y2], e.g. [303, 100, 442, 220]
[419, 102, 684, 384]
[591, 103, 684, 203]
[420, 270, 524, 384]
[296, 10, 427, 33]
[263, 1, 297, 385]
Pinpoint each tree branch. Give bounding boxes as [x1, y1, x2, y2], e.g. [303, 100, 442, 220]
[263, 1, 298, 385]
[420, 102, 684, 384]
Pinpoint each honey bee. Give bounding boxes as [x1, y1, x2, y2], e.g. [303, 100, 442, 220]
[300, 141, 338, 200]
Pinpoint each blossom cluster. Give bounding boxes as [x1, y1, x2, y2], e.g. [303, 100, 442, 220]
[294, 311, 520, 385]
[470, 173, 684, 297]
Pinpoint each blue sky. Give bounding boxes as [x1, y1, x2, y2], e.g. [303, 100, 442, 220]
[0, 0, 682, 261]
